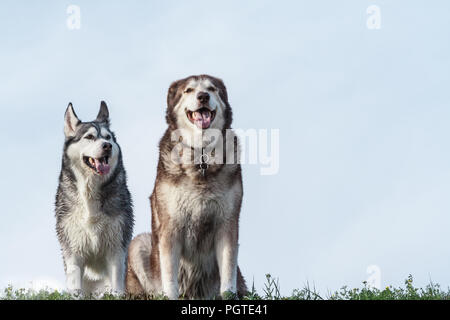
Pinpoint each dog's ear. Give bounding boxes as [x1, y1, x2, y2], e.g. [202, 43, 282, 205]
[64, 103, 81, 137]
[96, 101, 110, 125]
[210, 77, 229, 107]
[167, 80, 183, 109]
[166, 80, 184, 126]
[210, 76, 232, 128]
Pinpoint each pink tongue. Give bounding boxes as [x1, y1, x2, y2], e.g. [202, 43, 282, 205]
[192, 110, 211, 129]
[94, 158, 110, 175]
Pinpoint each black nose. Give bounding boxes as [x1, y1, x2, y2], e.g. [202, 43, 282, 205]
[197, 92, 210, 104]
[102, 142, 112, 151]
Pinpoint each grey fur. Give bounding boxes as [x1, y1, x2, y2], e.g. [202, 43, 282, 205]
[55, 102, 134, 294]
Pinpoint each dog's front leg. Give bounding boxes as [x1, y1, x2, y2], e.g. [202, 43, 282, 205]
[65, 255, 84, 293]
[216, 224, 238, 298]
[106, 251, 126, 294]
[159, 229, 181, 299]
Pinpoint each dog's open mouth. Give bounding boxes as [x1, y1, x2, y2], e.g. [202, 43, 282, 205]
[186, 108, 216, 129]
[83, 156, 111, 175]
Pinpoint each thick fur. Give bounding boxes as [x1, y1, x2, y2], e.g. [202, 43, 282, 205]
[55, 102, 134, 294]
[126, 75, 247, 299]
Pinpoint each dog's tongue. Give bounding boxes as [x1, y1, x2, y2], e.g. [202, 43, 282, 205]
[94, 158, 110, 175]
[192, 109, 211, 129]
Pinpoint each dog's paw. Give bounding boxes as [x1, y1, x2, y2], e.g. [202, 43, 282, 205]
[162, 293, 179, 300]
[66, 288, 83, 299]
[221, 290, 238, 300]
[162, 290, 179, 300]
[102, 289, 125, 299]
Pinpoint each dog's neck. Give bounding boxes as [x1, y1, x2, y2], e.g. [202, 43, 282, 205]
[69, 164, 105, 197]
[160, 128, 240, 181]
[67, 166, 105, 222]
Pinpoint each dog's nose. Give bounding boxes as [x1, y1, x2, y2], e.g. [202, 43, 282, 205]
[197, 92, 210, 104]
[102, 142, 112, 151]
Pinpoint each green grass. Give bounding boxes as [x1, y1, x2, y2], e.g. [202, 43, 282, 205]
[1, 274, 449, 300]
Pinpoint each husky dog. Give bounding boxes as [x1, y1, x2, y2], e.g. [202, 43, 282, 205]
[126, 75, 247, 299]
[55, 101, 134, 294]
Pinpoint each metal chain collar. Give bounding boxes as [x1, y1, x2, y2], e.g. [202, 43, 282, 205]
[199, 147, 209, 177]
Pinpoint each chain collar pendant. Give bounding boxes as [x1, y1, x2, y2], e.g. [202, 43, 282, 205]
[199, 147, 209, 177]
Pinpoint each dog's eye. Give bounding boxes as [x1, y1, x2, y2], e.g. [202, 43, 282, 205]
[105, 135, 111, 140]
[85, 134, 95, 140]
[207, 86, 216, 92]
[184, 88, 194, 94]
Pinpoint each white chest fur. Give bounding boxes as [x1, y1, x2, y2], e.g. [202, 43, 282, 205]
[158, 175, 241, 255]
[162, 177, 239, 221]
[61, 181, 123, 259]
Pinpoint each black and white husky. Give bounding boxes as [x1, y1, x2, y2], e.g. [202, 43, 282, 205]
[55, 101, 134, 294]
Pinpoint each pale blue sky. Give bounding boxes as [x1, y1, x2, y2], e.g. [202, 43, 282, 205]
[0, 1, 449, 295]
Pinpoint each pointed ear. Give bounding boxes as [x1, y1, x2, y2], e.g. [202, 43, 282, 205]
[96, 101, 110, 124]
[64, 103, 81, 137]
[167, 80, 184, 109]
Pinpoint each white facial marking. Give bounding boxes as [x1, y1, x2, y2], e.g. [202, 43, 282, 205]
[173, 78, 227, 144]
[100, 127, 112, 140]
[66, 125, 119, 177]
[179, 79, 221, 112]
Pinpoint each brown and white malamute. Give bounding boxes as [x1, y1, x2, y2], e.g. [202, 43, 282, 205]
[126, 75, 247, 299]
